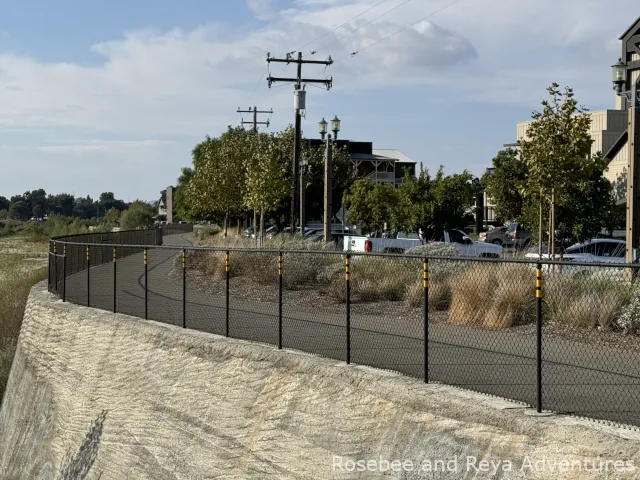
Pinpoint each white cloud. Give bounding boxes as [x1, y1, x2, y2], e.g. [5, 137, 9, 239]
[0, 0, 637, 198]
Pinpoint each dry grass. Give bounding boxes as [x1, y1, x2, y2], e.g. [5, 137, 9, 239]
[0, 254, 48, 400]
[544, 275, 634, 331]
[449, 264, 535, 328]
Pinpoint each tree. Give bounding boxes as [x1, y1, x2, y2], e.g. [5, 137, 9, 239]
[483, 149, 527, 222]
[431, 167, 475, 233]
[0, 196, 9, 212]
[8, 200, 30, 220]
[32, 204, 44, 219]
[519, 83, 618, 248]
[393, 168, 434, 234]
[342, 179, 398, 234]
[48, 193, 75, 217]
[185, 129, 248, 234]
[119, 201, 153, 230]
[174, 167, 195, 221]
[101, 208, 121, 230]
[244, 131, 291, 241]
[73, 196, 95, 219]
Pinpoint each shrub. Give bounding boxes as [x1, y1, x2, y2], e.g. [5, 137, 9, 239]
[617, 293, 640, 334]
[405, 242, 460, 257]
[544, 275, 634, 331]
[449, 263, 535, 328]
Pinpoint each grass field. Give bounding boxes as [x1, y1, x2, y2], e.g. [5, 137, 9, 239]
[0, 235, 48, 401]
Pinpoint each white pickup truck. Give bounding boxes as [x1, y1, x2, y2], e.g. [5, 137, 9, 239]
[343, 229, 503, 258]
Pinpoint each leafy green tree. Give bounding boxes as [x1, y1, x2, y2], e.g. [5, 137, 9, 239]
[393, 168, 434, 233]
[432, 167, 475, 233]
[244, 131, 291, 240]
[185, 128, 248, 234]
[101, 208, 121, 230]
[174, 167, 195, 221]
[0, 196, 10, 212]
[519, 83, 618, 247]
[482, 149, 527, 222]
[120, 201, 154, 230]
[32, 204, 44, 219]
[9, 200, 29, 220]
[73, 196, 95, 219]
[342, 179, 398, 234]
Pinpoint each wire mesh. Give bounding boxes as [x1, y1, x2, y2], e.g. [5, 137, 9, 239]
[227, 250, 280, 347]
[540, 263, 640, 425]
[113, 245, 145, 318]
[88, 245, 115, 312]
[349, 254, 424, 378]
[47, 231, 640, 429]
[428, 258, 537, 406]
[147, 247, 184, 328]
[281, 251, 346, 361]
[185, 249, 228, 336]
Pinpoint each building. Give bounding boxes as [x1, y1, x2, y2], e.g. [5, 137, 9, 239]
[509, 17, 640, 194]
[306, 139, 417, 187]
[156, 186, 174, 223]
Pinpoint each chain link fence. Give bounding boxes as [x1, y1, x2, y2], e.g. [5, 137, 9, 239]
[47, 230, 640, 428]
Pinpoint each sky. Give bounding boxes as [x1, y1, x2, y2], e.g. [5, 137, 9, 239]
[0, 0, 636, 202]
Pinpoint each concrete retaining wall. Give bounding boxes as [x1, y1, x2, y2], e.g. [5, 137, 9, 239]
[2, 281, 640, 479]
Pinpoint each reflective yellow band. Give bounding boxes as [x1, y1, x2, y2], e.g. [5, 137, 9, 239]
[345, 258, 351, 266]
[113, 247, 116, 262]
[424, 280, 428, 288]
[536, 280, 542, 287]
[345, 274, 351, 281]
[536, 289, 542, 298]
[423, 272, 428, 279]
[536, 269, 542, 277]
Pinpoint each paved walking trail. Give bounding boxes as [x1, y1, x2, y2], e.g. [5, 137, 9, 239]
[61, 233, 640, 426]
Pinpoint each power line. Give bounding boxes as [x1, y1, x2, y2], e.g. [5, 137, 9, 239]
[299, 0, 392, 53]
[314, 0, 415, 53]
[337, 0, 464, 60]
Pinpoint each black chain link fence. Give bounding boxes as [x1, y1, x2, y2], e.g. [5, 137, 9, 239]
[47, 230, 640, 429]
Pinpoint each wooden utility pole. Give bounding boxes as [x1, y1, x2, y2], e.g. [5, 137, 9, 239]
[237, 106, 272, 132]
[266, 51, 333, 232]
[626, 102, 640, 263]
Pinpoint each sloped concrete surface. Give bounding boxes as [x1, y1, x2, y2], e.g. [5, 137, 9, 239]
[1, 282, 640, 479]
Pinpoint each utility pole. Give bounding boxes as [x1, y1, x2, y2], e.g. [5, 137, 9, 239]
[237, 106, 273, 132]
[266, 51, 333, 232]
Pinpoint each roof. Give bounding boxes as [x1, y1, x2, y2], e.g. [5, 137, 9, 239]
[604, 130, 628, 161]
[619, 16, 640, 40]
[371, 149, 417, 164]
[350, 152, 396, 162]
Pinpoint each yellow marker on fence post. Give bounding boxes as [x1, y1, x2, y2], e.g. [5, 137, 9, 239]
[535, 263, 543, 413]
[424, 259, 429, 383]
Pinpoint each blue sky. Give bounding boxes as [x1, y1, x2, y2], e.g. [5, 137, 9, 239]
[0, 0, 636, 202]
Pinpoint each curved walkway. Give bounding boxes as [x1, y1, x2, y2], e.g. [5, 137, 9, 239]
[60, 234, 640, 427]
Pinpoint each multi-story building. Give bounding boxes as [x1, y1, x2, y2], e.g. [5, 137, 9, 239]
[306, 139, 417, 187]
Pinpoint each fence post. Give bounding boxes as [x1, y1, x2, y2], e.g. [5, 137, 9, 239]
[536, 263, 543, 413]
[144, 248, 148, 320]
[225, 251, 230, 337]
[62, 244, 67, 302]
[53, 242, 57, 293]
[182, 249, 187, 328]
[346, 254, 351, 365]
[424, 258, 429, 383]
[278, 252, 283, 349]
[113, 247, 117, 313]
[86, 245, 90, 307]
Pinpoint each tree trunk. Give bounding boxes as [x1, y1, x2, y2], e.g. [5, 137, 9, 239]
[253, 209, 258, 246]
[224, 209, 229, 238]
[260, 207, 265, 247]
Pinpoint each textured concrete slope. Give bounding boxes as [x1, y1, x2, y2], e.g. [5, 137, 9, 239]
[2, 282, 640, 479]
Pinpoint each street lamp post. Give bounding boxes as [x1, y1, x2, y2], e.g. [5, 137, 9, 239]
[612, 58, 640, 263]
[319, 116, 341, 242]
[299, 156, 309, 233]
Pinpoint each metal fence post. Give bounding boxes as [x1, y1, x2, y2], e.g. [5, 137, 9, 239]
[62, 244, 67, 302]
[536, 263, 543, 413]
[53, 242, 57, 293]
[346, 254, 351, 365]
[278, 252, 283, 349]
[424, 258, 429, 383]
[144, 248, 148, 320]
[113, 246, 117, 313]
[86, 245, 90, 307]
[182, 249, 187, 328]
[225, 251, 230, 337]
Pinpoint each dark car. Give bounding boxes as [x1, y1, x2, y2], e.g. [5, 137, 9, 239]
[479, 226, 507, 245]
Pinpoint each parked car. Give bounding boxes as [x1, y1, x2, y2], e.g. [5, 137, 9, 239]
[344, 229, 503, 257]
[479, 226, 508, 245]
[504, 223, 532, 249]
